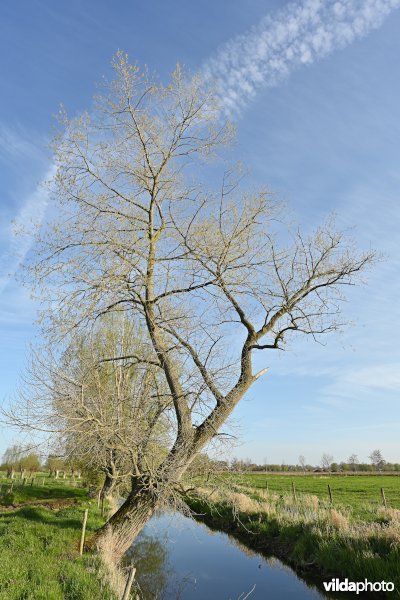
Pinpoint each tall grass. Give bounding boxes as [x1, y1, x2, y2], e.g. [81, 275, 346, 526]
[95, 526, 126, 598]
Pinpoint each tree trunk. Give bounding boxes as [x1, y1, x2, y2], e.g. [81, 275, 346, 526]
[93, 444, 205, 558]
[100, 473, 116, 500]
[93, 485, 158, 560]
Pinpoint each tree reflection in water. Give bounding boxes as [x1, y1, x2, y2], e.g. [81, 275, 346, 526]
[124, 530, 194, 599]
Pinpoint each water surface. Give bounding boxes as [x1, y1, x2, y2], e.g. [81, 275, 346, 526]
[127, 512, 333, 599]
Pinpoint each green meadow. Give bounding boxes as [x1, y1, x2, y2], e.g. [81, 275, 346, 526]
[0, 475, 87, 506]
[238, 473, 400, 521]
[0, 474, 115, 600]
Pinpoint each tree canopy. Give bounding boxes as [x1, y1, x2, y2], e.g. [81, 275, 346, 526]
[15, 53, 376, 557]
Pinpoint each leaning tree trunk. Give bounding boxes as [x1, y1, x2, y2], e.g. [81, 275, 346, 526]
[93, 445, 197, 559]
[92, 480, 159, 559]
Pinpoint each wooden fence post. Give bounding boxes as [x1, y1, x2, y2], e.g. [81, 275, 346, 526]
[381, 487, 387, 509]
[122, 566, 136, 600]
[79, 509, 89, 556]
[328, 484, 333, 505]
[292, 481, 297, 503]
[97, 490, 101, 510]
[265, 479, 268, 491]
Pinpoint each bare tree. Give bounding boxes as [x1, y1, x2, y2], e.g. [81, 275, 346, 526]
[24, 53, 375, 557]
[321, 453, 334, 471]
[20, 453, 41, 476]
[298, 455, 306, 473]
[6, 314, 172, 501]
[347, 453, 359, 472]
[2, 444, 27, 478]
[369, 449, 385, 471]
[46, 455, 65, 478]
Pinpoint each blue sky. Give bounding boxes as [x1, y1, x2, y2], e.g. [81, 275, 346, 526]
[1, 0, 399, 465]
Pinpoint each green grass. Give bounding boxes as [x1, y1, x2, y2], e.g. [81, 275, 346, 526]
[239, 473, 400, 521]
[0, 477, 115, 599]
[0, 476, 87, 506]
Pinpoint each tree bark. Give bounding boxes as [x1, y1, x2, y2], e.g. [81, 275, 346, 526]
[100, 473, 116, 500]
[93, 481, 159, 560]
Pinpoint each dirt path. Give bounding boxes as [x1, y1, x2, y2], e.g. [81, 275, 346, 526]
[0, 497, 80, 513]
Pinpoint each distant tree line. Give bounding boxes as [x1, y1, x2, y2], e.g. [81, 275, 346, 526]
[2, 446, 396, 479]
[0, 445, 84, 479]
[1, 445, 41, 478]
[227, 449, 399, 472]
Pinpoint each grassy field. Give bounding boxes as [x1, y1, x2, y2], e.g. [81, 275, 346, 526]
[1, 471, 399, 597]
[239, 473, 400, 521]
[0, 473, 88, 506]
[0, 473, 116, 600]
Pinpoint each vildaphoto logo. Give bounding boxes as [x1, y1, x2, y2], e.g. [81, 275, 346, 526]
[323, 578, 394, 594]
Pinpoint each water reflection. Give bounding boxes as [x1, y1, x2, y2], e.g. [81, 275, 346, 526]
[125, 534, 169, 598]
[126, 512, 334, 599]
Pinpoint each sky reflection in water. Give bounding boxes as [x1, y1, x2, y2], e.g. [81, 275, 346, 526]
[127, 511, 330, 599]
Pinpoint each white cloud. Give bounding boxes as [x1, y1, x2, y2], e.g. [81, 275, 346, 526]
[339, 421, 400, 432]
[343, 363, 400, 391]
[0, 124, 47, 164]
[203, 0, 400, 116]
[320, 362, 400, 404]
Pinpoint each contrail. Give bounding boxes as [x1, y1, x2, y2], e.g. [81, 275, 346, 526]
[203, 0, 400, 116]
[0, 163, 55, 296]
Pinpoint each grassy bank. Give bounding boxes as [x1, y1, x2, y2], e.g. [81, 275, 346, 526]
[240, 473, 400, 522]
[0, 475, 117, 600]
[186, 485, 400, 598]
